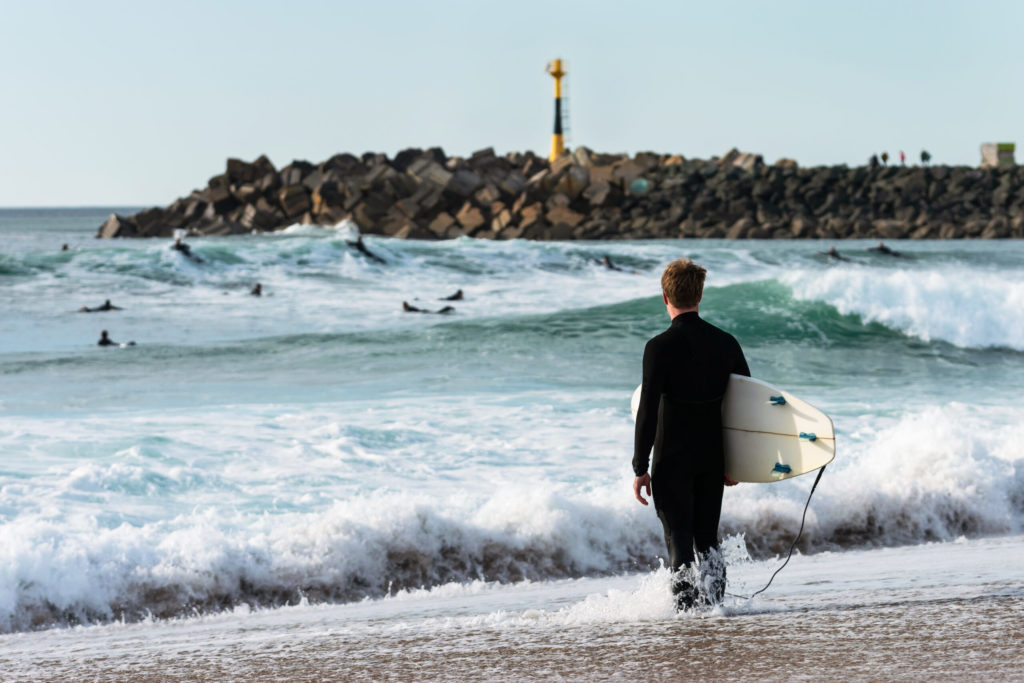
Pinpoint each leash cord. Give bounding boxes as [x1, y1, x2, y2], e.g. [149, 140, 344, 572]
[727, 465, 826, 601]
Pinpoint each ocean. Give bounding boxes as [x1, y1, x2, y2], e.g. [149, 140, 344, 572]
[1, 208, 1022, 680]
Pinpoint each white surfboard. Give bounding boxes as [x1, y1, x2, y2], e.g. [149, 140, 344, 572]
[630, 374, 835, 483]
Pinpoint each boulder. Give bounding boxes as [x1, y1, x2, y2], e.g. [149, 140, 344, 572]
[278, 185, 312, 218]
[241, 204, 282, 233]
[571, 147, 593, 167]
[545, 193, 571, 211]
[491, 207, 513, 232]
[583, 181, 612, 207]
[474, 184, 501, 206]
[589, 165, 615, 185]
[519, 203, 544, 229]
[612, 161, 643, 187]
[134, 207, 168, 237]
[554, 165, 589, 199]
[252, 154, 277, 176]
[208, 174, 232, 203]
[428, 212, 456, 236]
[447, 169, 482, 197]
[550, 154, 573, 176]
[497, 171, 527, 197]
[97, 213, 137, 238]
[407, 158, 453, 187]
[455, 202, 486, 232]
[226, 158, 256, 184]
[233, 183, 261, 204]
[280, 161, 314, 186]
[546, 205, 584, 228]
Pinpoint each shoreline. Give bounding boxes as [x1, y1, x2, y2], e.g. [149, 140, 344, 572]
[96, 148, 1024, 241]
[3, 535, 1022, 681]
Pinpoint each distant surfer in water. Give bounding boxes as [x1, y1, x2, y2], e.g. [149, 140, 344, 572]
[403, 301, 454, 314]
[632, 258, 750, 611]
[97, 330, 134, 347]
[821, 246, 850, 262]
[347, 235, 386, 264]
[173, 237, 203, 263]
[79, 299, 122, 313]
[251, 283, 262, 296]
[440, 289, 463, 301]
[867, 241, 903, 257]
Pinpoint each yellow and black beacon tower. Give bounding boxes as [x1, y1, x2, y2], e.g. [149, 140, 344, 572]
[546, 58, 566, 161]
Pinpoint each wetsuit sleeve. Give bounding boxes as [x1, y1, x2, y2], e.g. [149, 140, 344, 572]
[633, 339, 665, 477]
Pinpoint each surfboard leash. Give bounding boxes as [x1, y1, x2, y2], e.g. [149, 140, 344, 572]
[727, 464, 827, 601]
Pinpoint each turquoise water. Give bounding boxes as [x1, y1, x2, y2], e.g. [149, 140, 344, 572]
[1, 208, 1022, 632]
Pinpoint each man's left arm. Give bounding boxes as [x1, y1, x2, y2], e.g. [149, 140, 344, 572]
[633, 340, 664, 504]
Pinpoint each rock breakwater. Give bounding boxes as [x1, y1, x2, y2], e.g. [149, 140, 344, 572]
[98, 148, 1024, 240]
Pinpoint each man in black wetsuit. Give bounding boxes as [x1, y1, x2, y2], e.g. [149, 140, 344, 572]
[632, 258, 750, 611]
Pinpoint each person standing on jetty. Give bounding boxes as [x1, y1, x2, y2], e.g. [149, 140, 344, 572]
[632, 259, 750, 611]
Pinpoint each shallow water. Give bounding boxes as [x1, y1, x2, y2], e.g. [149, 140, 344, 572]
[1, 209, 1022, 656]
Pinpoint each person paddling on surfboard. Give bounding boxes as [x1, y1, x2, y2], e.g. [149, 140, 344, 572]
[632, 258, 750, 611]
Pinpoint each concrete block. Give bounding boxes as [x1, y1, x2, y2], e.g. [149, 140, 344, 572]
[455, 202, 486, 231]
[407, 158, 453, 187]
[226, 158, 256, 184]
[491, 208, 513, 232]
[97, 213, 137, 238]
[589, 165, 615, 185]
[208, 174, 231, 203]
[519, 203, 544, 229]
[447, 169, 482, 197]
[428, 212, 456, 236]
[278, 185, 311, 218]
[546, 205, 584, 228]
[474, 184, 501, 206]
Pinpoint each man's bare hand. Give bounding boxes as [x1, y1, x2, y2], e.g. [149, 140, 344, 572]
[724, 474, 738, 487]
[633, 474, 652, 505]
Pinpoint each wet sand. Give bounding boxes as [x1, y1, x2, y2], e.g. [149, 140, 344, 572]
[4, 535, 1023, 682]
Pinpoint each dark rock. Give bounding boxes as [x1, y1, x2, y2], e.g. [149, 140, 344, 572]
[97, 213, 138, 238]
[455, 203, 486, 232]
[208, 174, 232, 203]
[407, 158, 453, 187]
[226, 158, 256, 184]
[447, 169, 483, 197]
[546, 205, 584, 228]
[280, 160, 314, 186]
[278, 185, 311, 218]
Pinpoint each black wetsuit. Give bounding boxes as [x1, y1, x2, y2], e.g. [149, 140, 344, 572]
[633, 311, 750, 608]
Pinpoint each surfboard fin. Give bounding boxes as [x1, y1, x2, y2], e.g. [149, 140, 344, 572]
[799, 432, 817, 442]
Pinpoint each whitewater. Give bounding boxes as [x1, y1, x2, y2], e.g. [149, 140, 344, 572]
[1, 208, 1022, 680]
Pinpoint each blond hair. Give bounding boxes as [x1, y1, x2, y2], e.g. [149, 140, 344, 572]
[661, 258, 706, 308]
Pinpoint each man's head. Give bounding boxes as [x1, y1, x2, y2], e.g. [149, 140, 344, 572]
[661, 258, 706, 310]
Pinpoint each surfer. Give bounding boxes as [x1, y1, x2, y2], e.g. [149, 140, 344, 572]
[440, 289, 463, 301]
[632, 258, 750, 611]
[97, 330, 134, 347]
[403, 301, 454, 314]
[251, 283, 262, 296]
[173, 237, 203, 263]
[79, 299, 122, 313]
[867, 241, 903, 257]
[822, 246, 850, 262]
[347, 235, 387, 264]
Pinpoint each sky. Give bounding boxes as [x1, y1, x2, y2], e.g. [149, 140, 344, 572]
[2, 0, 1023, 206]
